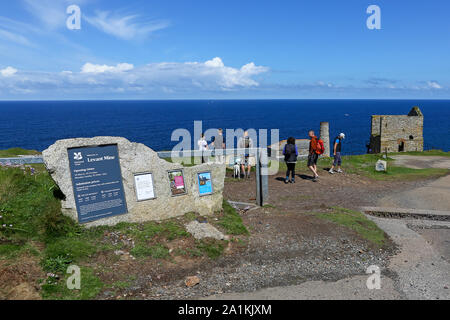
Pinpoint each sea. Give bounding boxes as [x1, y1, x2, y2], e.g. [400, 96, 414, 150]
[0, 100, 449, 155]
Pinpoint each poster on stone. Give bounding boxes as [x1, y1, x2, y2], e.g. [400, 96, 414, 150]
[134, 172, 155, 201]
[168, 170, 186, 196]
[68, 144, 128, 223]
[197, 171, 213, 196]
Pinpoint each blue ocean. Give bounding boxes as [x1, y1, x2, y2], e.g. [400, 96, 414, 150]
[0, 100, 449, 155]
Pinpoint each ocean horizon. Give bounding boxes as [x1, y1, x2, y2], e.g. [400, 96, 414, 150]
[1, 99, 449, 155]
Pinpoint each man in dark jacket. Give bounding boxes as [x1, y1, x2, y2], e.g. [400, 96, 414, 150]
[329, 133, 345, 174]
[283, 137, 298, 183]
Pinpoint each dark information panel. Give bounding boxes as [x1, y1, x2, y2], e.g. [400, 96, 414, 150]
[68, 144, 128, 223]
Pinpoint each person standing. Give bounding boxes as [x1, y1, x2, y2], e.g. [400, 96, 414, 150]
[211, 128, 225, 164]
[238, 131, 254, 179]
[283, 137, 298, 184]
[197, 133, 208, 164]
[308, 130, 319, 182]
[329, 133, 345, 174]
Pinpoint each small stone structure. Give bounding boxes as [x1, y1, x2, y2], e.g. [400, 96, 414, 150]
[375, 160, 387, 172]
[269, 122, 330, 159]
[185, 221, 226, 240]
[43, 136, 226, 227]
[367, 107, 424, 154]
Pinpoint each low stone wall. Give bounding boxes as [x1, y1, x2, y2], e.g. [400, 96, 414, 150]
[43, 136, 226, 227]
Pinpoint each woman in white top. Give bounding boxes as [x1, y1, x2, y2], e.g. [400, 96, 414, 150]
[197, 133, 208, 163]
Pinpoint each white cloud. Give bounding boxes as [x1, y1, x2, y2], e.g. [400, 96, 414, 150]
[0, 58, 268, 97]
[427, 81, 442, 89]
[22, 0, 69, 29]
[0, 28, 33, 47]
[81, 62, 134, 74]
[84, 11, 170, 40]
[0, 66, 18, 77]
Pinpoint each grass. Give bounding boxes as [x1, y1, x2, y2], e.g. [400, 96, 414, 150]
[217, 200, 249, 235]
[313, 207, 387, 247]
[41, 266, 104, 300]
[0, 148, 41, 158]
[196, 239, 225, 259]
[275, 151, 449, 181]
[130, 243, 170, 259]
[0, 149, 248, 299]
[390, 149, 450, 157]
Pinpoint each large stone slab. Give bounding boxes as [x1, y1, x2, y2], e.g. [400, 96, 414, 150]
[43, 136, 226, 227]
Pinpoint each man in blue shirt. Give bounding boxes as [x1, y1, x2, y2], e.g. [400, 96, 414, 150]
[329, 133, 345, 174]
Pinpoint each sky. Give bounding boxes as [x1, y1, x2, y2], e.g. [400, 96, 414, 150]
[0, 0, 449, 100]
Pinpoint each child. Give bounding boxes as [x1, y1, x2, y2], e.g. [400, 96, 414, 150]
[283, 137, 298, 183]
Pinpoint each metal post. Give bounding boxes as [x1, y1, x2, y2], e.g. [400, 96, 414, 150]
[260, 148, 269, 206]
[255, 149, 261, 206]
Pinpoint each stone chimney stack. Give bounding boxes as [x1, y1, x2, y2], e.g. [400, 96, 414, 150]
[320, 122, 330, 157]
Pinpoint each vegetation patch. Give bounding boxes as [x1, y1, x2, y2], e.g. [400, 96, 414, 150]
[40, 266, 104, 300]
[196, 239, 225, 259]
[275, 151, 449, 181]
[0, 148, 41, 158]
[313, 207, 387, 247]
[216, 200, 249, 235]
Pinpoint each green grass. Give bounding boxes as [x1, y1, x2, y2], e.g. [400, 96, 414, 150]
[130, 243, 170, 259]
[0, 148, 41, 158]
[0, 155, 241, 299]
[196, 239, 225, 259]
[41, 266, 104, 300]
[313, 207, 387, 247]
[275, 151, 449, 181]
[390, 149, 450, 157]
[217, 200, 249, 235]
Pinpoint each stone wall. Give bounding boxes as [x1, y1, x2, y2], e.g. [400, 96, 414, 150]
[43, 136, 226, 227]
[369, 107, 424, 153]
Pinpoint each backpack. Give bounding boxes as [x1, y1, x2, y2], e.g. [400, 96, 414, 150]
[316, 139, 325, 155]
[284, 144, 297, 162]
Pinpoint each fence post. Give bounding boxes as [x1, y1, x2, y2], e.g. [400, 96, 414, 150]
[260, 148, 269, 206]
[255, 148, 269, 206]
[255, 149, 261, 206]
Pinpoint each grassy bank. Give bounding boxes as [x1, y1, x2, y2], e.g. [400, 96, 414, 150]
[311, 207, 388, 247]
[0, 148, 41, 158]
[0, 162, 247, 299]
[275, 151, 449, 181]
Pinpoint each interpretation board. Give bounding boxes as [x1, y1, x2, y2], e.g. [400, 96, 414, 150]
[168, 169, 186, 196]
[197, 171, 213, 196]
[68, 144, 128, 223]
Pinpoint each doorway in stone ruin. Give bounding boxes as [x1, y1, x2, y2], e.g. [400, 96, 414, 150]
[398, 141, 405, 152]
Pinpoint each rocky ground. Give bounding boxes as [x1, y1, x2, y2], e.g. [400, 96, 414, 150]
[112, 166, 443, 300]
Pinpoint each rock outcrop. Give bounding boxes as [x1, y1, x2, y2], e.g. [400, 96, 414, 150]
[43, 136, 226, 227]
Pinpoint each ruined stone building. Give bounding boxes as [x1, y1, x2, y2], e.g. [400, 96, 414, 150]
[367, 106, 424, 153]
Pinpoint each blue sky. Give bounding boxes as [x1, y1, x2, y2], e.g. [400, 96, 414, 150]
[0, 0, 449, 99]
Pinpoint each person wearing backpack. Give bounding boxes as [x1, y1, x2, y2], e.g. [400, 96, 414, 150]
[307, 130, 320, 182]
[329, 133, 345, 174]
[283, 137, 298, 184]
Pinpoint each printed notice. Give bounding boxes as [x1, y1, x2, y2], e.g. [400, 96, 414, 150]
[68, 144, 128, 223]
[134, 173, 155, 201]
